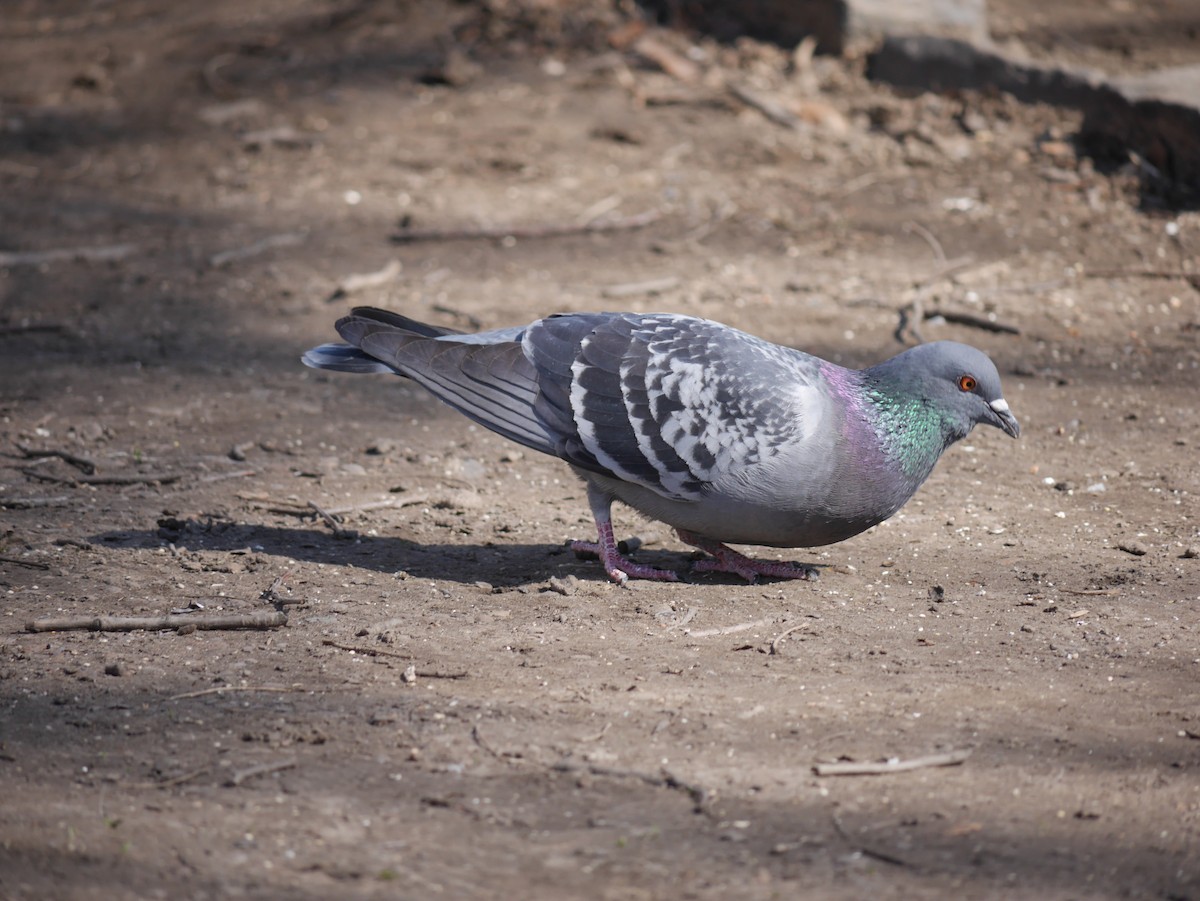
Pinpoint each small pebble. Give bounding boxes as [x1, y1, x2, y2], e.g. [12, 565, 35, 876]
[104, 662, 123, 677]
[1181, 547, 1199, 560]
[547, 575, 578, 597]
[1117, 541, 1148, 557]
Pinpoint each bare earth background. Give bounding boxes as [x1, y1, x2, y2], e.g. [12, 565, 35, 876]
[2, 1, 1199, 899]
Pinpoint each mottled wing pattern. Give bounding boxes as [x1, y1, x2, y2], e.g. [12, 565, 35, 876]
[524, 314, 824, 500]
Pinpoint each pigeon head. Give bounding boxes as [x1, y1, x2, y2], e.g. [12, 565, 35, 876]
[871, 340, 1020, 443]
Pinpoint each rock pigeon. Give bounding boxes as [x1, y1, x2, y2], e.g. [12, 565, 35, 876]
[303, 307, 1019, 584]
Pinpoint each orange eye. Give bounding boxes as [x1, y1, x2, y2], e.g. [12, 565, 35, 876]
[958, 375, 977, 392]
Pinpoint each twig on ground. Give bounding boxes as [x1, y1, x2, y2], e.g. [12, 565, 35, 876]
[663, 606, 698, 631]
[322, 638, 411, 660]
[903, 220, 947, 265]
[813, 748, 971, 776]
[686, 617, 776, 639]
[926, 308, 1022, 335]
[225, 757, 297, 787]
[581, 722, 612, 743]
[0, 243, 138, 267]
[552, 761, 709, 808]
[13, 443, 97, 474]
[20, 468, 182, 486]
[327, 259, 403, 302]
[210, 232, 305, 267]
[1061, 588, 1117, 596]
[726, 82, 800, 130]
[146, 767, 210, 789]
[307, 500, 358, 539]
[0, 556, 50, 570]
[390, 209, 662, 244]
[26, 611, 287, 633]
[197, 468, 256, 484]
[769, 623, 811, 655]
[831, 812, 912, 868]
[320, 642, 467, 678]
[168, 684, 316, 701]
[1085, 267, 1200, 288]
[0, 496, 72, 509]
[0, 323, 72, 338]
[472, 725, 518, 764]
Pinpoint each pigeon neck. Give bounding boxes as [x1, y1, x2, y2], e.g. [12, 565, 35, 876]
[859, 371, 959, 483]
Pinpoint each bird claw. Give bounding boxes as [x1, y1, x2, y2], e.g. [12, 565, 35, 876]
[678, 531, 818, 583]
[570, 540, 680, 584]
[690, 555, 818, 583]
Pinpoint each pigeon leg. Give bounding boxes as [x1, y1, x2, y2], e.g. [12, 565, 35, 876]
[571, 485, 679, 584]
[678, 530, 818, 583]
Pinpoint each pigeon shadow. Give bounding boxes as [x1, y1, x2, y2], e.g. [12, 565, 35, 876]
[86, 520, 703, 588]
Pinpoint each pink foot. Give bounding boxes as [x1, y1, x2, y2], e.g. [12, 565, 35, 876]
[570, 536, 679, 585]
[679, 531, 818, 584]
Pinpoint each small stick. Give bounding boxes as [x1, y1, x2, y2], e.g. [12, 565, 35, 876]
[391, 209, 662, 244]
[0, 496, 72, 508]
[552, 761, 709, 807]
[25, 611, 287, 633]
[327, 259, 403, 302]
[307, 500, 357, 538]
[320, 641, 467, 678]
[168, 684, 316, 701]
[151, 767, 210, 789]
[322, 638, 412, 660]
[1085, 267, 1200, 285]
[472, 725, 516, 763]
[769, 623, 810, 655]
[686, 617, 776, 638]
[726, 82, 800, 130]
[13, 443, 97, 474]
[210, 232, 305, 267]
[226, 757, 297, 787]
[0, 324, 72, 338]
[831, 813, 911, 868]
[663, 606, 698, 631]
[0, 556, 50, 570]
[1061, 588, 1117, 596]
[814, 748, 971, 776]
[903, 220, 947, 265]
[197, 469, 256, 484]
[926, 309, 1021, 335]
[20, 468, 182, 486]
[0, 243, 138, 267]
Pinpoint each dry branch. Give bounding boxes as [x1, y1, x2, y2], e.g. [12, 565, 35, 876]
[0, 243, 137, 267]
[210, 232, 305, 267]
[21, 468, 182, 486]
[226, 758, 297, 787]
[813, 748, 971, 776]
[26, 611, 287, 633]
[13, 443, 97, 474]
[390, 209, 661, 244]
[0, 556, 50, 570]
[686, 616, 777, 638]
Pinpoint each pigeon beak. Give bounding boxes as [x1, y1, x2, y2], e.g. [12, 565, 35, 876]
[987, 398, 1021, 438]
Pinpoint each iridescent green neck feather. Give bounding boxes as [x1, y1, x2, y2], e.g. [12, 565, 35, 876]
[862, 381, 958, 482]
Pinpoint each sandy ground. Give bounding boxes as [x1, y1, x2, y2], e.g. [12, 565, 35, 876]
[2, 2, 1199, 898]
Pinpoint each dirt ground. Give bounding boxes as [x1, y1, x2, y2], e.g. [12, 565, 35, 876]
[2, 2, 1199, 899]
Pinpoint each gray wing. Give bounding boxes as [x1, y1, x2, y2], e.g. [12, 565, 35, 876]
[304, 308, 827, 503]
[524, 314, 827, 500]
[305, 307, 560, 457]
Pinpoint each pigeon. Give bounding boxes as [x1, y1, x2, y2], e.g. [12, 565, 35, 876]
[303, 307, 1019, 584]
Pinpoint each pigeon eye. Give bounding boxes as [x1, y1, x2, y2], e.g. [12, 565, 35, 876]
[958, 375, 977, 392]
